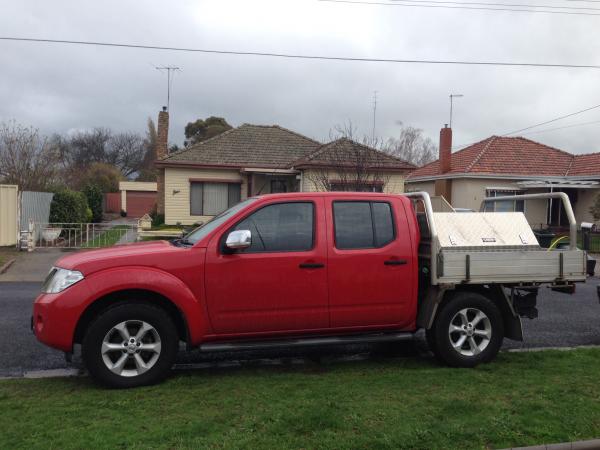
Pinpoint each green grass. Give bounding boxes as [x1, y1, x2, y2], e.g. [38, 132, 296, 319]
[81, 225, 130, 248]
[2, 349, 600, 449]
[151, 224, 186, 231]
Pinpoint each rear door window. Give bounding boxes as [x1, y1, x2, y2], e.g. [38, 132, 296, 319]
[333, 201, 395, 250]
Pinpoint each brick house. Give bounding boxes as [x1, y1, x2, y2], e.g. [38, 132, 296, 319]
[406, 126, 600, 228]
[153, 110, 414, 225]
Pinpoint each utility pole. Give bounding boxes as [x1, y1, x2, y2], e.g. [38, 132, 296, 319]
[155, 66, 181, 111]
[372, 90, 378, 143]
[449, 93, 464, 128]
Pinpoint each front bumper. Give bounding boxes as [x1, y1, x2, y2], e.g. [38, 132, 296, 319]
[32, 280, 92, 352]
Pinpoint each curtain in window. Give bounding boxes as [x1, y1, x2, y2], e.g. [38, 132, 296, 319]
[190, 183, 204, 216]
[203, 183, 229, 216]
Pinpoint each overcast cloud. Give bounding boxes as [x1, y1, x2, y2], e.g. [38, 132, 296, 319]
[1, 0, 599, 155]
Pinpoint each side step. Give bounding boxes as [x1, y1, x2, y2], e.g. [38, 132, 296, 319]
[199, 332, 414, 352]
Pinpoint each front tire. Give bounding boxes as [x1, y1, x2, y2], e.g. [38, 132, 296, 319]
[430, 292, 504, 367]
[82, 303, 179, 388]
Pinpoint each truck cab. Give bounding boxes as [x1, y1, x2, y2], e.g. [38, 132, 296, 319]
[33, 191, 587, 388]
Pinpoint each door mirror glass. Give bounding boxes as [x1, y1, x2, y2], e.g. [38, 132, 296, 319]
[225, 229, 252, 250]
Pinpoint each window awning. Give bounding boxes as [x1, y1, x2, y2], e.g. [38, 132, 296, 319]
[517, 180, 599, 189]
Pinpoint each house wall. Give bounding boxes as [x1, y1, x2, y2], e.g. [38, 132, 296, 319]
[301, 169, 407, 194]
[164, 167, 247, 225]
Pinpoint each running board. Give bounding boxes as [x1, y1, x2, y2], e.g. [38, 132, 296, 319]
[199, 332, 414, 352]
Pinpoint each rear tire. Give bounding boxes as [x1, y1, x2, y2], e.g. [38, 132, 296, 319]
[430, 291, 504, 367]
[82, 303, 179, 388]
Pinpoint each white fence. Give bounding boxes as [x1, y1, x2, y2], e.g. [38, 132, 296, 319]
[31, 223, 135, 249]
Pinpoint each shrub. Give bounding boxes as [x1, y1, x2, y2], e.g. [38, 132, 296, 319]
[149, 204, 164, 227]
[120, 209, 127, 217]
[49, 189, 89, 224]
[82, 184, 103, 223]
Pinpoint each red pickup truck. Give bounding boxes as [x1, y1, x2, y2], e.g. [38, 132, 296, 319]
[33, 191, 587, 387]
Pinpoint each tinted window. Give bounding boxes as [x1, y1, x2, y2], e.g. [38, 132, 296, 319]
[333, 201, 395, 249]
[234, 202, 314, 252]
[372, 202, 395, 247]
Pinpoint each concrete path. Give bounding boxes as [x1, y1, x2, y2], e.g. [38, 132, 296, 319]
[0, 249, 72, 282]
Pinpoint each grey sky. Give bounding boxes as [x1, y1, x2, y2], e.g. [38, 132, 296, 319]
[1, 0, 599, 155]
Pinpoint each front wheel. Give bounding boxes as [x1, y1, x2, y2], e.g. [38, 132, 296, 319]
[82, 303, 179, 388]
[429, 292, 504, 367]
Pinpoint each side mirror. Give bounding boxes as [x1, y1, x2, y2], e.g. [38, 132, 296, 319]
[225, 229, 251, 250]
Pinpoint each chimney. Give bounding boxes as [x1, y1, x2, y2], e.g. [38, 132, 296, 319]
[439, 124, 452, 174]
[434, 124, 453, 203]
[156, 106, 169, 215]
[156, 106, 169, 160]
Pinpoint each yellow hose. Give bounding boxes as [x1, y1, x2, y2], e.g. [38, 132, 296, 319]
[547, 235, 568, 251]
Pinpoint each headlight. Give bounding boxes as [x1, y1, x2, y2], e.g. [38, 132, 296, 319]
[42, 267, 84, 294]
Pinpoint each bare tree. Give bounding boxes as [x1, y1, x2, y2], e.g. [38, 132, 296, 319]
[0, 121, 59, 191]
[305, 121, 393, 192]
[385, 123, 436, 167]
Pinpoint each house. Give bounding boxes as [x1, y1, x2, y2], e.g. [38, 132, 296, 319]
[406, 125, 600, 228]
[153, 109, 414, 225]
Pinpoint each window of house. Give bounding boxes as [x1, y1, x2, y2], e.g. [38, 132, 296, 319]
[233, 202, 314, 252]
[483, 190, 525, 213]
[333, 201, 395, 249]
[330, 183, 384, 193]
[270, 180, 287, 193]
[190, 182, 241, 216]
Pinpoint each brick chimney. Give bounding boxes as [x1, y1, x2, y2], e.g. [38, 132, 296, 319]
[156, 106, 169, 215]
[434, 124, 453, 203]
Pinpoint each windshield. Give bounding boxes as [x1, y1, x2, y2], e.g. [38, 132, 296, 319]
[182, 198, 258, 245]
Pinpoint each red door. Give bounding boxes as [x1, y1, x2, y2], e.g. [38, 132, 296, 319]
[204, 198, 329, 335]
[126, 191, 157, 217]
[325, 196, 417, 330]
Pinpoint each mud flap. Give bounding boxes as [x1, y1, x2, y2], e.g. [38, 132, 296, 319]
[489, 284, 524, 341]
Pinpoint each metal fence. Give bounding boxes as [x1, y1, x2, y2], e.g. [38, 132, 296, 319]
[20, 191, 53, 241]
[32, 223, 135, 249]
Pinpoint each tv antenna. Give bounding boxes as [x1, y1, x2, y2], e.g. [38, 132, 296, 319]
[155, 66, 181, 112]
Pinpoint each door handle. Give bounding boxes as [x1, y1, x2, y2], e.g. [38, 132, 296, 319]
[299, 262, 325, 269]
[384, 259, 407, 266]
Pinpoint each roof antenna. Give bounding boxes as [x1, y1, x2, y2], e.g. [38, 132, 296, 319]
[155, 65, 182, 112]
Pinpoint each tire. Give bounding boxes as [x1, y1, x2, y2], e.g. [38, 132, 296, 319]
[429, 291, 504, 368]
[82, 303, 179, 388]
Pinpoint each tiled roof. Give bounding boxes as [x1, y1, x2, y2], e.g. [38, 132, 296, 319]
[408, 136, 600, 179]
[294, 138, 415, 171]
[161, 124, 320, 168]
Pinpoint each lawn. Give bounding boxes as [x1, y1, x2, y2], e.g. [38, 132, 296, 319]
[2, 349, 600, 449]
[81, 225, 131, 248]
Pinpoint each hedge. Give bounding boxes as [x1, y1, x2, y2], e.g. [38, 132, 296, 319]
[49, 189, 90, 224]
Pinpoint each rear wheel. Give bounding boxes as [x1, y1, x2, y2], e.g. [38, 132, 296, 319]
[82, 303, 179, 388]
[430, 292, 504, 367]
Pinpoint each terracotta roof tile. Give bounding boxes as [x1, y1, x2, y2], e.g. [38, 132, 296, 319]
[407, 136, 598, 179]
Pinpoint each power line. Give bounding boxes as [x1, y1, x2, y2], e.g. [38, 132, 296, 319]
[389, 0, 600, 11]
[320, 0, 600, 16]
[501, 102, 600, 135]
[2, 36, 600, 70]
[452, 103, 600, 149]
[521, 119, 600, 135]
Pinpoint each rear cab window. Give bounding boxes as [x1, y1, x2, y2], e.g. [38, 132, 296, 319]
[333, 201, 396, 250]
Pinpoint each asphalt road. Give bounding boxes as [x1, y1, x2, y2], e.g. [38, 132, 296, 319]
[1, 279, 600, 377]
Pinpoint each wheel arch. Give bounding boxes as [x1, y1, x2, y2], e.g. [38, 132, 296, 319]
[421, 284, 523, 341]
[73, 289, 190, 345]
